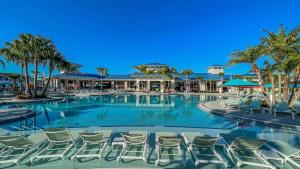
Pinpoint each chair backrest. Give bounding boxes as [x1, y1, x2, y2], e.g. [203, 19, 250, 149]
[158, 136, 182, 147]
[0, 136, 35, 148]
[232, 137, 266, 150]
[79, 132, 105, 144]
[192, 136, 219, 147]
[123, 133, 147, 144]
[44, 128, 74, 144]
[275, 101, 290, 111]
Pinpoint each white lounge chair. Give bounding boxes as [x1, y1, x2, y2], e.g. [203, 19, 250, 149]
[117, 131, 148, 163]
[266, 140, 300, 168]
[155, 132, 186, 166]
[71, 129, 113, 161]
[227, 137, 277, 169]
[181, 132, 227, 167]
[30, 128, 85, 163]
[0, 134, 45, 166]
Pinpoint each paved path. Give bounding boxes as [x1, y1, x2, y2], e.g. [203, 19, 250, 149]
[198, 100, 300, 129]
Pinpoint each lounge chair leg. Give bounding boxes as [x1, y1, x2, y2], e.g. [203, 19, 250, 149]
[155, 160, 159, 165]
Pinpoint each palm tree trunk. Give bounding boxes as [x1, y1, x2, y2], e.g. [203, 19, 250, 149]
[24, 62, 31, 95]
[278, 70, 282, 101]
[270, 75, 275, 111]
[283, 73, 290, 100]
[252, 64, 269, 104]
[41, 66, 53, 96]
[19, 64, 24, 93]
[33, 57, 38, 97]
[288, 66, 299, 106]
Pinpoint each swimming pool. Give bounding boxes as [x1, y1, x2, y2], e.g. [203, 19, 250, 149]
[0, 94, 237, 129]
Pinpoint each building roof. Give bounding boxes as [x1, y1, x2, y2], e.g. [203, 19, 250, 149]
[54, 72, 233, 81]
[144, 63, 168, 66]
[208, 64, 224, 67]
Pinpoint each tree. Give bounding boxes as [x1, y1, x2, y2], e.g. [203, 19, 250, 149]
[96, 67, 108, 92]
[228, 46, 269, 103]
[218, 72, 224, 93]
[262, 61, 277, 110]
[133, 64, 147, 90]
[182, 69, 193, 93]
[262, 25, 300, 100]
[41, 48, 65, 96]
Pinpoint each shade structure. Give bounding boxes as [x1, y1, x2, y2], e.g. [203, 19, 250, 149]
[223, 79, 259, 88]
[288, 84, 300, 88]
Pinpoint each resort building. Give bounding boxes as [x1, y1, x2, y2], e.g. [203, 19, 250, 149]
[52, 63, 237, 93]
[207, 64, 224, 75]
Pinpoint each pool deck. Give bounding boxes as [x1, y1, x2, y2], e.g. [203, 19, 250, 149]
[198, 100, 300, 129]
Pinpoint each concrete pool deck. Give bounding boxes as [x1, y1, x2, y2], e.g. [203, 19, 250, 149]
[198, 100, 300, 129]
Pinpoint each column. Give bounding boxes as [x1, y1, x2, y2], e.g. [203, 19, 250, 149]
[111, 81, 115, 90]
[124, 81, 128, 90]
[136, 80, 140, 91]
[160, 80, 164, 93]
[147, 80, 150, 92]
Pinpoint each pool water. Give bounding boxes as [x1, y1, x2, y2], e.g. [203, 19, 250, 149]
[1, 94, 237, 129]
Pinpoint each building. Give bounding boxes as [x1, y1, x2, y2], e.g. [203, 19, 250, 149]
[208, 64, 224, 75]
[52, 63, 238, 93]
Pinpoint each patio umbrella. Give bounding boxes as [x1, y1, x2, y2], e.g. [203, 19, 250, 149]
[223, 79, 259, 88]
[223, 79, 259, 97]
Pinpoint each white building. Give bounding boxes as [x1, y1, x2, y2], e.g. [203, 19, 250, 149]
[208, 65, 224, 75]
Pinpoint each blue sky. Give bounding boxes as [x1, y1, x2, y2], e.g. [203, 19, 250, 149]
[0, 0, 299, 75]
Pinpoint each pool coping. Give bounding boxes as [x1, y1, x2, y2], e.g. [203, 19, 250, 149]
[198, 101, 300, 129]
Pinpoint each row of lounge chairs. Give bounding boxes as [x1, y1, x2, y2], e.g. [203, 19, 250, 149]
[0, 128, 299, 168]
[221, 96, 300, 119]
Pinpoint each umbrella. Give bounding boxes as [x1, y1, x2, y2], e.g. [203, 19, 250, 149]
[223, 79, 259, 98]
[223, 79, 259, 88]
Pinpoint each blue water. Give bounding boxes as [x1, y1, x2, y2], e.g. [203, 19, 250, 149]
[0, 94, 236, 129]
[1, 94, 300, 147]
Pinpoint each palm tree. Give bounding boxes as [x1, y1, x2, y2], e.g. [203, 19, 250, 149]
[41, 48, 65, 96]
[196, 76, 203, 93]
[157, 67, 169, 92]
[228, 46, 269, 103]
[182, 69, 193, 93]
[144, 68, 153, 91]
[262, 61, 277, 111]
[218, 72, 224, 93]
[262, 25, 300, 100]
[0, 38, 32, 95]
[133, 64, 147, 90]
[286, 54, 300, 106]
[96, 67, 108, 92]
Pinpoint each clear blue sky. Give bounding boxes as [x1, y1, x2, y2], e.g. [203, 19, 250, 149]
[0, 0, 299, 75]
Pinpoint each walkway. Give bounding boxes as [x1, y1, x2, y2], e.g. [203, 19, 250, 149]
[198, 101, 300, 129]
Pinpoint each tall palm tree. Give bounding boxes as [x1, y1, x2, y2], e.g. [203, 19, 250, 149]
[96, 67, 108, 92]
[262, 61, 277, 110]
[144, 68, 153, 91]
[286, 54, 300, 106]
[157, 67, 169, 92]
[182, 69, 193, 93]
[133, 64, 147, 90]
[262, 25, 300, 100]
[0, 38, 32, 95]
[228, 46, 268, 102]
[41, 48, 64, 96]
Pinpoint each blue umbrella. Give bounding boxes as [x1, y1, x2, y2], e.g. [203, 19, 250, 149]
[223, 79, 259, 88]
